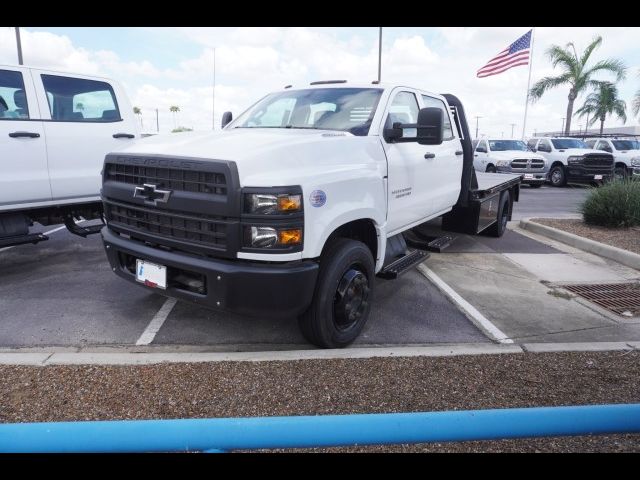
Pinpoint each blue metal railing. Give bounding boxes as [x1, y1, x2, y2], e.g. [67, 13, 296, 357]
[1, 403, 639, 452]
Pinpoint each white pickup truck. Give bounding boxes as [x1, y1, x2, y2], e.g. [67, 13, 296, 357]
[100, 81, 521, 348]
[584, 136, 640, 180]
[0, 65, 139, 248]
[472, 138, 548, 187]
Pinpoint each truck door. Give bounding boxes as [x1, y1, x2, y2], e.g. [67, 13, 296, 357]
[382, 90, 438, 234]
[0, 67, 50, 207]
[31, 71, 138, 202]
[420, 94, 464, 213]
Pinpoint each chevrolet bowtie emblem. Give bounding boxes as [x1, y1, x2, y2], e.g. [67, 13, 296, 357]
[133, 183, 171, 205]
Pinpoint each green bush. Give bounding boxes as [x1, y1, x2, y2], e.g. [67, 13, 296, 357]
[581, 179, 640, 228]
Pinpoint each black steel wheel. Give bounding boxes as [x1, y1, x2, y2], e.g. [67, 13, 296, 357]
[298, 238, 374, 348]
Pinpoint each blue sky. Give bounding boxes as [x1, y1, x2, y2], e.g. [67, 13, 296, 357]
[2, 27, 639, 135]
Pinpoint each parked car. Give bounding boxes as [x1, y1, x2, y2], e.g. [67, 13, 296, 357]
[100, 81, 521, 348]
[472, 138, 547, 188]
[584, 136, 640, 180]
[0, 65, 139, 248]
[526, 137, 614, 187]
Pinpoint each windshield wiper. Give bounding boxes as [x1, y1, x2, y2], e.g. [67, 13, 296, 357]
[284, 125, 321, 129]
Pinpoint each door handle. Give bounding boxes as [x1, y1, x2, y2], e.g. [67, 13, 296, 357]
[474, 153, 478, 157]
[455, 150, 464, 156]
[424, 152, 435, 159]
[9, 131, 40, 138]
[113, 133, 135, 139]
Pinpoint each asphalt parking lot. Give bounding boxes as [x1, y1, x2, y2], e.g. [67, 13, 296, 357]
[0, 185, 609, 351]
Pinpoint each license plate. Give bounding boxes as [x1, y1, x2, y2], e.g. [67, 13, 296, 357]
[524, 174, 534, 180]
[594, 175, 603, 180]
[136, 259, 167, 289]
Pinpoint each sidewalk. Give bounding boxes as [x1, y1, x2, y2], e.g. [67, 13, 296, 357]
[425, 222, 640, 344]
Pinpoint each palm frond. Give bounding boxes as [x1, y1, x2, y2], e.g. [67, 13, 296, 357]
[546, 45, 577, 72]
[579, 36, 603, 67]
[583, 59, 627, 82]
[633, 89, 640, 117]
[529, 73, 572, 102]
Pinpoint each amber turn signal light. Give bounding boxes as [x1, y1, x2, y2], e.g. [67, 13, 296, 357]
[278, 228, 302, 245]
[278, 195, 301, 212]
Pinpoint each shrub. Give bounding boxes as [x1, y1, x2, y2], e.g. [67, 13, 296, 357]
[581, 179, 640, 228]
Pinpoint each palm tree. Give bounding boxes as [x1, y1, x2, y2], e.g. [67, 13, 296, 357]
[169, 105, 180, 129]
[575, 81, 627, 135]
[529, 36, 626, 135]
[633, 70, 640, 119]
[133, 106, 143, 129]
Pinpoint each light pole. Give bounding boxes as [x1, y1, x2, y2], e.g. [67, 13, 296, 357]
[15, 27, 23, 65]
[561, 117, 565, 135]
[377, 27, 382, 83]
[510, 123, 516, 138]
[212, 47, 216, 130]
[474, 116, 482, 139]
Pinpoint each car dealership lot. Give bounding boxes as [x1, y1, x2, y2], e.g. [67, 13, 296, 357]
[1, 185, 637, 351]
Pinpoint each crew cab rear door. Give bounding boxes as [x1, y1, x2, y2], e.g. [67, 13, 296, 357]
[30, 70, 139, 202]
[0, 66, 50, 207]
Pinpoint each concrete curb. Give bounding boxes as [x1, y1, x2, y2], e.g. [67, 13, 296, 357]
[519, 219, 640, 271]
[0, 342, 638, 365]
[0, 344, 523, 365]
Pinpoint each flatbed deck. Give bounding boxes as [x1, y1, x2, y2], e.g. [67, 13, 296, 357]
[472, 172, 522, 199]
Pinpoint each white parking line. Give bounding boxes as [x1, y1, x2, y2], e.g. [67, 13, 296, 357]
[135, 298, 178, 346]
[417, 263, 513, 344]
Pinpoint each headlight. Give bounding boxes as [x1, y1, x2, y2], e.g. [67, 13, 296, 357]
[567, 156, 584, 165]
[495, 160, 510, 167]
[245, 226, 303, 248]
[245, 193, 302, 215]
[631, 157, 640, 167]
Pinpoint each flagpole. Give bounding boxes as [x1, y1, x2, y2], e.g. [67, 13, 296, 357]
[521, 28, 535, 140]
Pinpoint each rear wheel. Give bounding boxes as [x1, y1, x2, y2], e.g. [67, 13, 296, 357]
[549, 165, 567, 187]
[298, 238, 375, 348]
[486, 191, 510, 238]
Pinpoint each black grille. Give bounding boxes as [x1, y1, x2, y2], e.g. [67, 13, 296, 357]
[104, 162, 227, 195]
[511, 158, 545, 169]
[104, 199, 227, 248]
[583, 155, 613, 167]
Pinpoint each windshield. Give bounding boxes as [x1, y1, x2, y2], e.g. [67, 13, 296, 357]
[231, 87, 383, 136]
[551, 139, 587, 149]
[488, 140, 528, 151]
[612, 140, 640, 150]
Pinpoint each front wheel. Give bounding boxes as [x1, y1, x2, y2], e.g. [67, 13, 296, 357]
[614, 165, 628, 181]
[298, 238, 375, 348]
[549, 165, 567, 187]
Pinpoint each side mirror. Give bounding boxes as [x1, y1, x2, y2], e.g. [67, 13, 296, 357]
[476, 146, 487, 153]
[221, 111, 233, 129]
[417, 107, 443, 145]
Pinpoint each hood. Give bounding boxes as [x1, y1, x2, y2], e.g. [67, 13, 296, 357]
[112, 128, 380, 186]
[556, 148, 607, 156]
[489, 150, 546, 161]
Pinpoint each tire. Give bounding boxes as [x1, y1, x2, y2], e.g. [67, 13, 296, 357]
[485, 191, 510, 238]
[486, 165, 496, 173]
[528, 183, 543, 188]
[549, 165, 567, 187]
[298, 238, 375, 348]
[614, 165, 628, 181]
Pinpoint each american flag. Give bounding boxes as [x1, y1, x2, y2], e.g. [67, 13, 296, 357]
[477, 30, 532, 78]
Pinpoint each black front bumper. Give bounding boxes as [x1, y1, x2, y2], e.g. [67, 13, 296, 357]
[566, 170, 613, 184]
[102, 227, 319, 318]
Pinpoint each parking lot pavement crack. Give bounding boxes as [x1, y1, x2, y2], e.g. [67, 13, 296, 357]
[509, 324, 627, 342]
[42, 352, 54, 365]
[430, 256, 533, 281]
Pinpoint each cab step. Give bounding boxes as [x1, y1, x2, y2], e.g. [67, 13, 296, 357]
[0, 233, 49, 248]
[63, 215, 105, 238]
[403, 230, 454, 253]
[377, 249, 430, 280]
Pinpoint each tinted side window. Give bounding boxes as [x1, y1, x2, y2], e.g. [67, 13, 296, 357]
[0, 69, 29, 120]
[585, 140, 596, 148]
[41, 74, 120, 122]
[421, 95, 454, 140]
[527, 139, 538, 150]
[539, 139, 552, 150]
[597, 141, 612, 152]
[387, 91, 419, 138]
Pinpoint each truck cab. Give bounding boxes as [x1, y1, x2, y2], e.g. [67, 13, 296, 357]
[472, 138, 547, 187]
[101, 81, 520, 348]
[584, 136, 640, 180]
[527, 136, 614, 187]
[0, 65, 139, 248]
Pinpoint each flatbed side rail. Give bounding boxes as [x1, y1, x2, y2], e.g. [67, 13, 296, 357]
[1, 404, 638, 453]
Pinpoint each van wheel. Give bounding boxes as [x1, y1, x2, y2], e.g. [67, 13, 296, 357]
[298, 238, 374, 348]
[486, 191, 510, 238]
[486, 165, 496, 173]
[549, 165, 567, 187]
